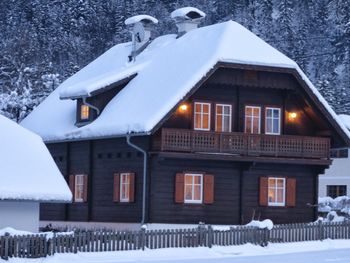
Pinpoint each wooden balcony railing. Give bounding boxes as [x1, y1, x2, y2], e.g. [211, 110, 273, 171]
[159, 128, 330, 159]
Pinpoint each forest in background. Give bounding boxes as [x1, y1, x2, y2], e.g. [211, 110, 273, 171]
[0, 0, 349, 121]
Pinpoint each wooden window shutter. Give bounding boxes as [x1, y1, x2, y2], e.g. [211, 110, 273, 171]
[129, 173, 135, 203]
[113, 173, 120, 202]
[286, 178, 296, 207]
[259, 177, 268, 206]
[69, 175, 75, 199]
[83, 175, 88, 202]
[203, 174, 214, 204]
[175, 173, 185, 203]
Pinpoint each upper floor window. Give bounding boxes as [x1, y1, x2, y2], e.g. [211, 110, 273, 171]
[245, 106, 261, 134]
[215, 104, 232, 132]
[265, 107, 281, 135]
[81, 105, 90, 120]
[69, 174, 88, 203]
[268, 177, 285, 206]
[194, 102, 211, 131]
[184, 173, 203, 204]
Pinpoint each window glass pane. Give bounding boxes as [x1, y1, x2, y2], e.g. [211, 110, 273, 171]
[195, 103, 201, 112]
[223, 116, 230, 132]
[273, 119, 279, 133]
[253, 118, 259, 133]
[253, 108, 260, 117]
[268, 188, 275, 202]
[203, 104, 209, 113]
[277, 189, 284, 203]
[195, 113, 201, 129]
[223, 106, 230, 115]
[277, 179, 284, 187]
[266, 109, 272, 118]
[202, 114, 209, 129]
[245, 107, 252, 116]
[185, 185, 192, 200]
[194, 176, 201, 184]
[266, 119, 272, 134]
[185, 175, 192, 184]
[268, 178, 276, 187]
[194, 185, 201, 200]
[216, 105, 222, 115]
[216, 115, 222, 132]
[245, 118, 252, 133]
[273, 109, 279, 118]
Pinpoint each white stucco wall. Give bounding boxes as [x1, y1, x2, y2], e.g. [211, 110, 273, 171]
[319, 153, 350, 197]
[0, 201, 39, 232]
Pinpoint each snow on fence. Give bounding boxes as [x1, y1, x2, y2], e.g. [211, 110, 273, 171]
[1, 221, 350, 260]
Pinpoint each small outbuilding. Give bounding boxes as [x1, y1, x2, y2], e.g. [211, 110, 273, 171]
[0, 115, 71, 232]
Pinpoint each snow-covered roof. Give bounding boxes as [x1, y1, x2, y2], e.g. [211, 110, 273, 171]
[0, 115, 72, 202]
[339, 115, 350, 130]
[170, 7, 206, 20]
[21, 20, 350, 144]
[124, 15, 158, 26]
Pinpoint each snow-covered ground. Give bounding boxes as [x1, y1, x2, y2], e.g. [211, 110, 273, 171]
[3, 239, 350, 263]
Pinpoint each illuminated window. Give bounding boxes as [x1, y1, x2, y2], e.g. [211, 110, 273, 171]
[120, 173, 131, 202]
[268, 177, 285, 206]
[265, 107, 281, 135]
[184, 173, 203, 204]
[81, 105, 90, 120]
[74, 174, 85, 202]
[194, 102, 211, 131]
[245, 106, 261, 134]
[216, 104, 232, 132]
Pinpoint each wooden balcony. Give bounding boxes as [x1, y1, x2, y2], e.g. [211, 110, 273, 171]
[158, 128, 330, 159]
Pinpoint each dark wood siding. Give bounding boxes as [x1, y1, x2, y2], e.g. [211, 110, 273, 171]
[40, 136, 150, 223]
[241, 163, 317, 224]
[148, 157, 241, 225]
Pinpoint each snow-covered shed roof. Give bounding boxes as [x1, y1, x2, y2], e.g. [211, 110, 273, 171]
[0, 115, 72, 202]
[21, 20, 350, 144]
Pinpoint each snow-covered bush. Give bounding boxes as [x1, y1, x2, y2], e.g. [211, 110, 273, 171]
[318, 196, 350, 217]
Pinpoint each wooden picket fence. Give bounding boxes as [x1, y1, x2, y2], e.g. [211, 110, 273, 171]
[1, 221, 350, 260]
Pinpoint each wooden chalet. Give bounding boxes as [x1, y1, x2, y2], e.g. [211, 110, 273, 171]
[21, 8, 350, 227]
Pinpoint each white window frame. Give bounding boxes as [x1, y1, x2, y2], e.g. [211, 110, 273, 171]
[74, 174, 85, 203]
[215, 104, 232, 132]
[194, 102, 211, 131]
[268, 177, 286, 207]
[244, 106, 261, 134]
[81, 105, 90, 120]
[120, 173, 131, 202]
[184, 173, 203, 204]
[265, 107, 281, 135]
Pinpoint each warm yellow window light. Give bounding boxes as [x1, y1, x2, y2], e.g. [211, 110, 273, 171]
[81, 105, 90, 120]
[288, 112, 298, 120]
[179, 103, 189, 113]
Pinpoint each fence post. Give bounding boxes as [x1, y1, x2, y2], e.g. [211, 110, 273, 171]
[318, 221, 324, 241]
[140, 228, 146, 251]
[207, 225, 213, 248]
[3, 234, 9, 260]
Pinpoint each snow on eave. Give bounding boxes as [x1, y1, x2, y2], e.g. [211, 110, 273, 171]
[339, 114, 350, 131]
[125, 15, 158, 25]
[171, 7, 206, 19]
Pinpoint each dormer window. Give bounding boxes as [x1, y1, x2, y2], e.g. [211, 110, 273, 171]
[81, 105, 90, 120]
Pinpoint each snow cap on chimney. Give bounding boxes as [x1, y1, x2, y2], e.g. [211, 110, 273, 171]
[171, 7, 206, 36]
[125, 15, 158, 61]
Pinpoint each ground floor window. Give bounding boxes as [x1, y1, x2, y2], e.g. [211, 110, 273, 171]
[268, 177, 286, 206]
[69, 174, 88, 203]
[327, 185, 347, 198]
[184, 173, 203, 204]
